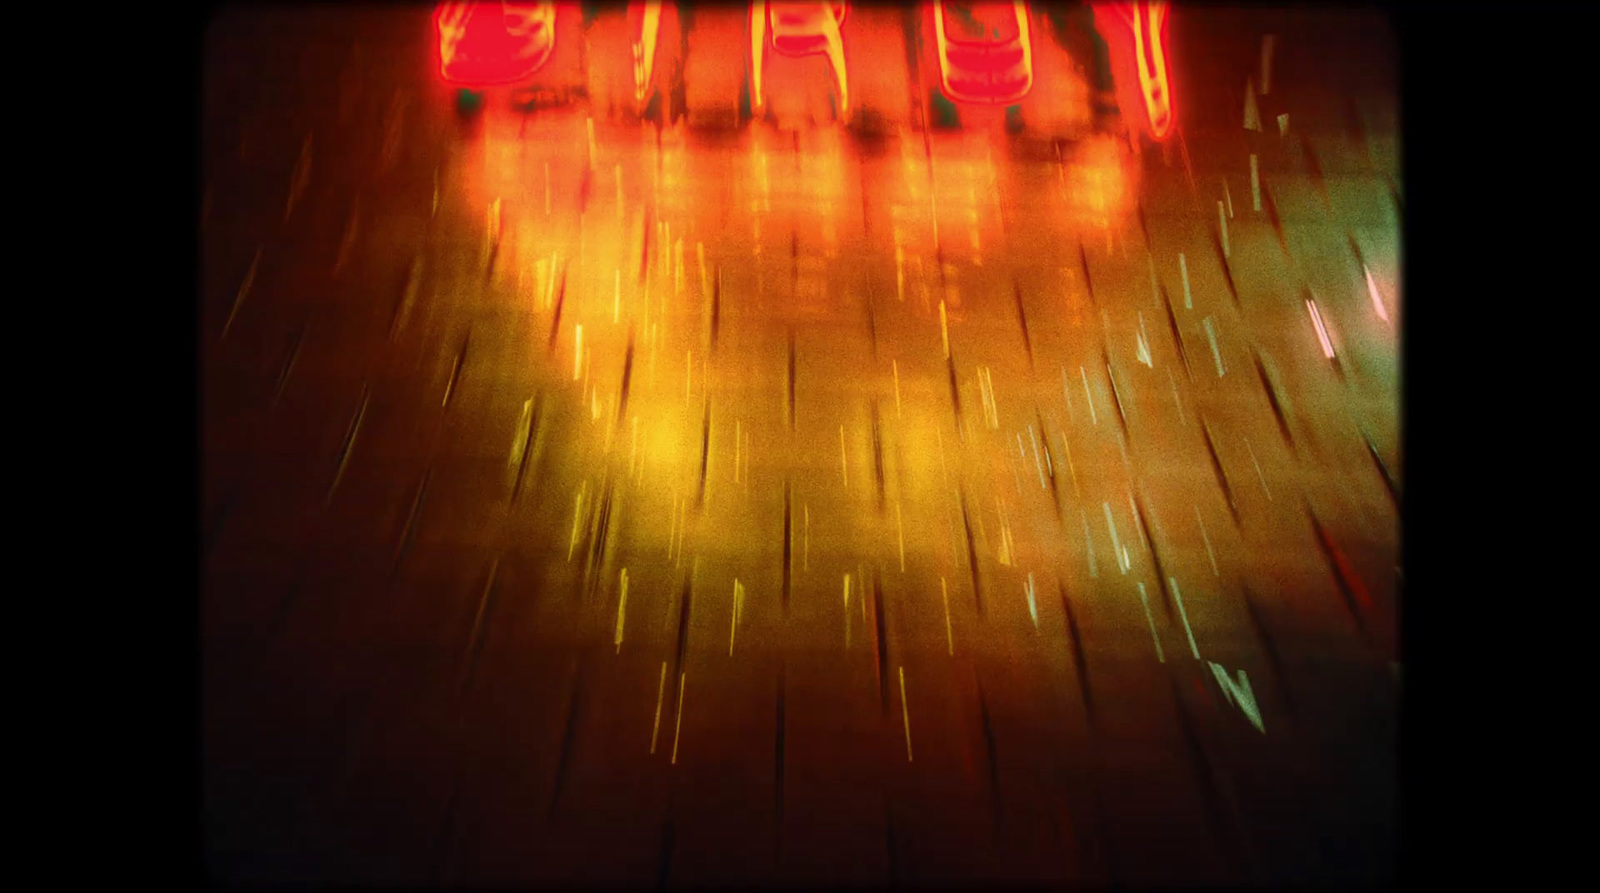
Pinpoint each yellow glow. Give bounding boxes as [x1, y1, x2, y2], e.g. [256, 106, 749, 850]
[634, 0, 663, 107]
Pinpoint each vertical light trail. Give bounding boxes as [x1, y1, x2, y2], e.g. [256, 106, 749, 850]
[1080, 366, 1097, 426]
[941, 577, 954, 655]
[1030, 427, 1046, 489]
[1250, 155, 1261, 211]
[1180, 252, 1192, 309]
[615, 568, 629, 653]
[1365, 265, 1390, 323]
[1061, 432, 1080, 498]
[1172, 576, 1200, 659]
[1196, 504, 1219, 576]
[1137, 582, 1165, 662]
[575, 325, 584, 380]
[899, 667, 914, 762]
[1082, 510, 1098, 578]
[1307, 299, 1336, 358]
[569, 483, 587, 561]
[1104, 502, 1126, 574]
[650, 661, 667, 753]
[841, 425, 849, 487]
[1245, 437, 1271, 500]
[1204, 317, 1225, 376]
[1168, 367, 1185, 425]
[670, 672, 686, 764]
[940, 301, 951, 358]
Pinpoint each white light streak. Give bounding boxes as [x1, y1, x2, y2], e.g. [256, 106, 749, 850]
[1250, 155, 1261, 212]
[899, 667, 914, 761]
[1307, 298, 1336, 358]
[1137, 582, 1165, 663]
[1204, 316, 1225, 376]
[1172, 576, 1200, 659]
[1180, 252, 1192, 309]
[1365, 265, 1390, 324]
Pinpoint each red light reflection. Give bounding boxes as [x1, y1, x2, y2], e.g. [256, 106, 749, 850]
[930, 1, 1035, 105]
[751, 2, 850, 122]
[1092, 1, 1176, 141]
[436, 2, 559, 87]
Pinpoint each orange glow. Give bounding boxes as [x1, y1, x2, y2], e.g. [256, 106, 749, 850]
[1064, 136, 1138, 229]
[435, 2, 558, 86]
[751, 2, 767, 116]
[931, 1, 1034, 105]
[1092, 1, 1176, 141]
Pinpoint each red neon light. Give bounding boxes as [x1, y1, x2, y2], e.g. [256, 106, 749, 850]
[931, 1, 1034, 105]
[435, 2, 557, 87]
[1092, 1, 1175, 140]
[751, 2, 850, 121]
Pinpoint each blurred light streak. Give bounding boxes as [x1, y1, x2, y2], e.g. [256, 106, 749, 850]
[650, 661, 667, 753]
[1364, 265, 1390, 323]
[1179, 252, 1192, 309]
[1029, 427, 1045, 489]
[671, 671, 686, 764]
[1093, 1, 1175, 140]
[1167, 367, 1184, 424]
[1137, 582, 1164, 662]
[840, 425, 850, 487]
[730, 579, 745, 655]
[899, 667, 913, 761]
[615, 569, 629, 652]
[1203, 316, 1224, 376]
[511, 398, 535, 467]
[1249, 154, 1260, 211]
[1080, 366, 1097, 426]
[285, 134, 312, 221]
[1171, 576, 1199, 659]
[940, 300, 951, 358]
[222, 247, 261, 340]
[1217, 201, 1230, 257]
[1195, 504, 1219, 576]
[569, 481, 587, 560]
[1103, 502, 1126, 575]
[1025, 573, 1039, 630]
[1245, 437, 1270, 499]
[1209, 663, 1264, 733]
[941, 577, 954, 655]
[1306, 298, 1335, 358]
